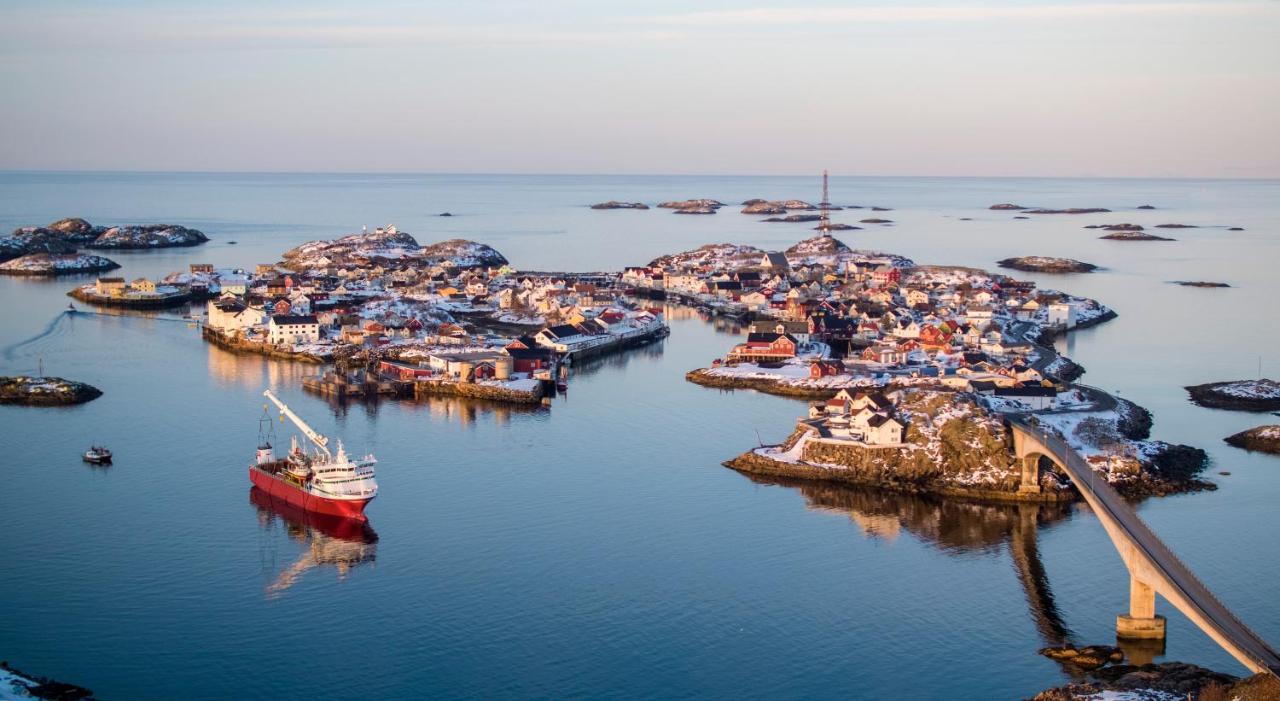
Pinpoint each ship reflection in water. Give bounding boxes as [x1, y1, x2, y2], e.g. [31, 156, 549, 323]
[742, 474, 1077, 647]
[250, 487, 378, 598]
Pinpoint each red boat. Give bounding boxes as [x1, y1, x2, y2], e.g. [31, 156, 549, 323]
[251, 389, 378, 521]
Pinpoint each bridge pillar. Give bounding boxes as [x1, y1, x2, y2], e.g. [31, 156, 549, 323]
[1116, 575, 1166, 640]
[1018, 455, 1041, 494]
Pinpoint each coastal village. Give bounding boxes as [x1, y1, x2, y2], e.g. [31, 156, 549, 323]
[76, 225, 669, 404]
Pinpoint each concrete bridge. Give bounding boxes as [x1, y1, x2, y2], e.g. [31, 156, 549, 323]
[1009, 417, 1280, 677]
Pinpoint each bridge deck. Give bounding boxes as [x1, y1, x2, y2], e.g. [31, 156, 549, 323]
[1011, 418, 1280, 677]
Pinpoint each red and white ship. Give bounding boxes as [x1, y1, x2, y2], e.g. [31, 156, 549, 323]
[250, 389, 378, 520]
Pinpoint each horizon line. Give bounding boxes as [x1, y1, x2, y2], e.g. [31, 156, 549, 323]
[1, 168, 1276, 182]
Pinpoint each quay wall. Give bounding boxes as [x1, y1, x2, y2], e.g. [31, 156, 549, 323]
[413, 379, 543, 404]
[202, 326, 327, 364]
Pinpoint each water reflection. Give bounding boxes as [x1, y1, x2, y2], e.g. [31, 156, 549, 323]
[250, 487, 378, 599]
[570, 336, 667, 379]
[741, 474, 1076, 645]
[205, 342, 313, 390]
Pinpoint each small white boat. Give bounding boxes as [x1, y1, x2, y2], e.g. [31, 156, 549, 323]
[83, 446, 112, 464]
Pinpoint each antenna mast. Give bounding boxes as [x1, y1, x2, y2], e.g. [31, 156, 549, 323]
[819, 169, 831, 235]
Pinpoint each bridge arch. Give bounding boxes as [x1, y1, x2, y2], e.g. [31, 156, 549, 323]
[1005, 418, 1280, 677]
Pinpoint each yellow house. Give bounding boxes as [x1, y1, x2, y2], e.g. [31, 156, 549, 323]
[96, 277, 126, 297]
[131, 277, 157, 294]
[437, 286, 459, 298]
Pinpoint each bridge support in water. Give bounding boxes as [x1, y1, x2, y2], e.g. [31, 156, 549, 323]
[1117, 575, 1167, 640]
[1018, 455, 1041, 494]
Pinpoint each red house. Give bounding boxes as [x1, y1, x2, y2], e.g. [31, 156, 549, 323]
[809, 360, 845, 378]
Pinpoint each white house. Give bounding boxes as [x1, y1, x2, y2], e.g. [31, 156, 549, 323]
[268, 314, 320, 346]
[1048, 302, 1077, 328]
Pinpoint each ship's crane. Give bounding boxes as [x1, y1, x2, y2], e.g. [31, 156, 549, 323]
[263, 389, 331, 460]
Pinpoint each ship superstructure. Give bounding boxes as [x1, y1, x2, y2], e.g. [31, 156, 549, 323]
[249, 389, 378, 519]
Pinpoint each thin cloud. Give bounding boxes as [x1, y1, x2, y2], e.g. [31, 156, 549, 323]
[636, 2, 1277, 25]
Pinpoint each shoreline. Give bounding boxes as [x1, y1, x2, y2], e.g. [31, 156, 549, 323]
[201, 326, 328, 363]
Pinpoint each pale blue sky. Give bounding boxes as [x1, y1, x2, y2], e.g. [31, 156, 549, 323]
[1, 0, 1277, 176]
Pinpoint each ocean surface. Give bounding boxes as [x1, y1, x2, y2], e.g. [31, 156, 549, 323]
[0, 172, 1277, 700]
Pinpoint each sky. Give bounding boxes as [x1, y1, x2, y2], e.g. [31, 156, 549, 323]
[0, 0, 1277, 177]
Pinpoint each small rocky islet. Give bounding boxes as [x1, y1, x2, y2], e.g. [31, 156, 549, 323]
[1224, 425, 1280, 455]
[590, 201, 649, 210]
[0, 376, 103, 406]
[0, 252, 121, 276]
[0, 217, 208, 266]
[1186, 379, 1280, 412]
[1173, 281, 1231, 288]
[997, 256, 1097, 273]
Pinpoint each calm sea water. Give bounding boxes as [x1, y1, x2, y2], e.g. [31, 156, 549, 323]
[0, 173, 1277, 700]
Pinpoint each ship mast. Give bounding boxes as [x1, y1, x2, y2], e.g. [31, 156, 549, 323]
[263, 389, 331, 460]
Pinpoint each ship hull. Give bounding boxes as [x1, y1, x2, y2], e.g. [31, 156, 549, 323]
[249, 467, 372, 520]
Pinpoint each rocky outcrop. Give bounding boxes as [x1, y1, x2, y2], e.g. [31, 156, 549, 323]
[417, 239, 508, 267]
[816, 223, 860, 231]
[859, 218, 893, 224]
[1174, 281, 1230, 288]
[1029, 661, 1258, 701]
[1224, 425, 1280, 455]
[763, 214, 822, 223]
[657, 199, 724, 212]
[1100, 231, 1174, 241]
[1137, 204, 1156, 209]
[0, 376, 103, 405]
[1186, 379, 1280, 411]
[1154, 223, 1198, 229]
[1023, 208, 1112, 214]
[989, 203, 1027, 210]
[85, 224, 208, 249]
[0, 252, 120, 276]
[590, 201, 649, 210]
[1085, 223, 1143, 231]
[997, 257, 1097, 273]
[724, 390, 1076, 502]
[785, 234, 852, 260]
[742, 202, 787, 214]
[0, 661, 95, 700]
[647, 243, 764, 269]
[1039, 644, 1125, 671]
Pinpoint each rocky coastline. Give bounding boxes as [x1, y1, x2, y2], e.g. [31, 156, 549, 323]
[0, 253, 121, 276]
[590, 201, 649, 210]
[67, 285, 192, 309]
[997, 257, 1097, 274]
[1186, 379, 1280, 411]
[0, 661, 95, 700]
[1224, 425, 1280, 455]
[0, 376, 103, 406]
[1174, 281, 1231, 288]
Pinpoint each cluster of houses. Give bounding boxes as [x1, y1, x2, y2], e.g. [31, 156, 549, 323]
[805, 389, 908, 447]
[92, 275, 185, 301]
[627, 238, 1097, 400]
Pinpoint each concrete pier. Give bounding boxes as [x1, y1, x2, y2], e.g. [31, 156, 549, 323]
[1117, 575, 1167, 640]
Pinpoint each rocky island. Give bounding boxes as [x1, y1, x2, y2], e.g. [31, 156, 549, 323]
[0, 252, 120, 276]
[657, 199, 724, 214]
[1186, 379, 1280, 411]
[997, 257, 1097, 273]
[590, 201, 649, 210]
[1023, 207, 1112, 215]
[1098, 231, 1174, 241]
[1224, 425, 1280, 455]
[1, 218, 207, 263]
[280, 226, 508, 271]
[85, 224, 208, 250]
[763, 214, 823, 223]
[0, 376, 103, 406]
[1029, 659, 1277, 700]
[1174, 281, 1231, 288]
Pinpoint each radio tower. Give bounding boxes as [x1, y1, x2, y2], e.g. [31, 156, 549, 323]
[819, 169, 832, 235]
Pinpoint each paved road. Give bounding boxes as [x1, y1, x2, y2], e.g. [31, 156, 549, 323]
[1012, 418, 1280, 677]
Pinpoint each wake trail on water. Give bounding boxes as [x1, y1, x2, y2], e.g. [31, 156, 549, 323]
[2, 310, 71, 363]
